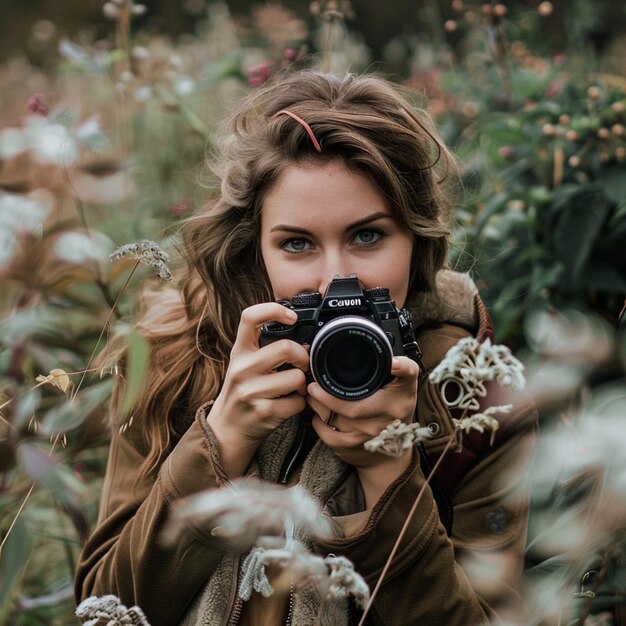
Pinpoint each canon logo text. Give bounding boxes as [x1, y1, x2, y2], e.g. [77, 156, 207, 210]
[328, 298, 362, 308]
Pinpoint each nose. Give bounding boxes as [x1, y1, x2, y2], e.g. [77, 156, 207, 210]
[316, 251, 351, 295]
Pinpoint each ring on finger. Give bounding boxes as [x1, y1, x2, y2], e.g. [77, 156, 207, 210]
[327, 411, 340, 432]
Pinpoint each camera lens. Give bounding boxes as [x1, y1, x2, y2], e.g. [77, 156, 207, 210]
[310, 316, 393, 400]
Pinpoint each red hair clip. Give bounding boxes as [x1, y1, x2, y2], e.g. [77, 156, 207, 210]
[273, 109, 322, 153]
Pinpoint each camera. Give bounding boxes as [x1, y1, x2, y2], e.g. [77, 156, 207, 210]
[259, 275, 422, 400]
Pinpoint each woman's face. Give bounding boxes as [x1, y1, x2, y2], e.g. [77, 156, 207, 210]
[260, 160, 414, 307]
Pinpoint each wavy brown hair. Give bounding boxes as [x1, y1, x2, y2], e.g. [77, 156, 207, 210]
[112, 71, 458, 476]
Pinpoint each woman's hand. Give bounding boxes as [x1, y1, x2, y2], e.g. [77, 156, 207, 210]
[206, 303, 310, 478]
[307, 356, 420, 507]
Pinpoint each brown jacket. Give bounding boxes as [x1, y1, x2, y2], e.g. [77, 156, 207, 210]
[75, 270, 537, 626]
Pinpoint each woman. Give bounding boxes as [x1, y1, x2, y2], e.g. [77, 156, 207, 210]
[75, 71, 536, 625]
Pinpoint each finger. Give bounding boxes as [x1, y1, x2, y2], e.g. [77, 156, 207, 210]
[306, 356, 419, 412]
[253, 395, 307, 423]
[257, 338, 310, 373]
[307, 382, 378, 420]
[306, 394, 329, 420]
[311, 416, 365, 446]
[308, 381, 417, 424]
[238, 368, 308, 403]
[233, 303, 298, 353]
[390, 356, 420, 384]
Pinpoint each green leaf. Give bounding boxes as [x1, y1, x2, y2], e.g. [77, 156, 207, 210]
[580, 264, 626, 293]
[18, 442, 57, 481]
[12, 389, 42, 432]
[120, 330, 149, 416]
[0, 517, 33, 616]
[599, 165, 626, 205]
[529, 262, 565, 298]
[17, 443, 89, 503]
[551, 186, 611, 281]
[474, 192, 514, 235]
[0, 307, 97, 348]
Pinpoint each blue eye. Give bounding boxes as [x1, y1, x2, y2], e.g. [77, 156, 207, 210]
[354, 229, 383, 246]
[281, 238, 311, 253]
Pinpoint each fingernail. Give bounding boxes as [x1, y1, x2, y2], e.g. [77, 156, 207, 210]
[286, 309, 298, 321]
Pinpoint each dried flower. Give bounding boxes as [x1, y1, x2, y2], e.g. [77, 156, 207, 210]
[238, 544, 369, 609]
[163, 481, 332, 548]
[132, 3, 147, 16]
[36, 368, 71, 394]
[109, 240, 172, 281]
[364, 419, 432, 458]
[75, 116, 108, 151]
[173, 75, 195, 96]
[35, 123, 79, 165]
[55, 231, 113, 264]
[325, 554, 370, 609]
[429, 337, 525, 411]
[75, 594, 151, 625]
[102, 2, 121, 19]
[103, 1, 146, 20]
[0, 191, 52, 268]
[58, 39, 109, 73]
[131, 46, 151, 61]
[133, 86, 153, 102]
[453, 405, 511, 445]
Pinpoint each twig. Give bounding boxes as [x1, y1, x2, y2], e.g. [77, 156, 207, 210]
[0, 367, 101, 430]
[0, 434, 62, 557]
[0, 484, 35, 557]
[1, 260, 139, 551]
[357, 430, 459, 626]
[61, 166, 122, 318]
[71, 259, 141, 402]
[151, 83, 212, 138]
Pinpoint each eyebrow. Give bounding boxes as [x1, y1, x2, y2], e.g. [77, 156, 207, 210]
[269, 211, 393, 234]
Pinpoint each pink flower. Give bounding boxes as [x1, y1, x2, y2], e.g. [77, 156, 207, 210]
[170, 197, 191, 215]
[248, 62, 272, 87]
[27, 93, 48, 116]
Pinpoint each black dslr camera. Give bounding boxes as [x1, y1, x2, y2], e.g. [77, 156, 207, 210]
[259, 275, 422, 400]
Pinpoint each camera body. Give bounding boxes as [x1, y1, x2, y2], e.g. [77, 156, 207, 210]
[259, 275, 421, 400]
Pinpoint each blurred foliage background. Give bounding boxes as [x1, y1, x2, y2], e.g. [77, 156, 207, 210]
[1, 1, 625, 624]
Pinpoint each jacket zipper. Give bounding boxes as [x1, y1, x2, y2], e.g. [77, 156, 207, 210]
[225, 554, 243, 626]
[284, 579, 295, 626]
[226, 596, 244, 626]
[278, 410, 316, 485]
[227, 412, 315, 623]
[279, 428, 305, 484]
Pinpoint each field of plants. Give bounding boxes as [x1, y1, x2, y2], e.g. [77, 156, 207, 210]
[1, 1, 625, 624]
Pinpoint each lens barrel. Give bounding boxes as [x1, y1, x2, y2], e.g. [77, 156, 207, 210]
[309, 316, 393, 400]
